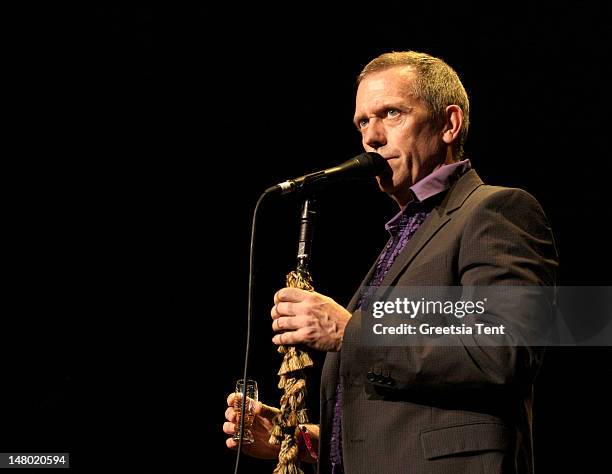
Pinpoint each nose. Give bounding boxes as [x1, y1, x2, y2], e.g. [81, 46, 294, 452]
[363, 118, 387, 151]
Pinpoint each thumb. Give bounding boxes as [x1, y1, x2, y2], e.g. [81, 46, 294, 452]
[254, 401, 279, 420]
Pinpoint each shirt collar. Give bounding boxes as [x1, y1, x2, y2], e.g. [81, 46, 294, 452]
[385, 159, 472, 232]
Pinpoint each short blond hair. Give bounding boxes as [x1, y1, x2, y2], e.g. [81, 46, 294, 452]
[358, 51, 470, 160]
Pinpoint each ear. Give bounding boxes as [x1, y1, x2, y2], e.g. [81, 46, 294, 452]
[442, 105, 463, 146]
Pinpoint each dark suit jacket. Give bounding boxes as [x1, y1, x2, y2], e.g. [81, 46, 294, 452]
[318, 170, 558, 474]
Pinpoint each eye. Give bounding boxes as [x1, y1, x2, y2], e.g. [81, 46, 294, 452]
[386, 108, 400, 118]
[357, 118, 369, 129]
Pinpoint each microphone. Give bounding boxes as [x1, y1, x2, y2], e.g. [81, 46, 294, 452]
[265, 152, 388, 195]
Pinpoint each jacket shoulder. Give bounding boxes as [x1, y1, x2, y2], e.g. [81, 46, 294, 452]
[460, 184, 549, 221]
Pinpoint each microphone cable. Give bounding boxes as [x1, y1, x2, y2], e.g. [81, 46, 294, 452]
[234, 188, 273, 474]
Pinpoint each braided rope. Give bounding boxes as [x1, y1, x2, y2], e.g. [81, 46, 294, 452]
[269, 269, 314, 474]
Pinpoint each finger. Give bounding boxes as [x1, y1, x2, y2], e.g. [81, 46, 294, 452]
[272, 332, 288, 345]
[226, 437, 238, 450]
[275, 301, 300, 316]
[274, 287, 310, 304]
[271, 301, 301, 319]
[223, 421, 236, 435]
[258, 402, 279, 419]
[272, 315, 307, 333]
[225, 406, 237, 422]
[227, 392, 237, 406]
[272, 328, 309, 346]
[227, 391, 258, 406]
[229, 394, 265, 417]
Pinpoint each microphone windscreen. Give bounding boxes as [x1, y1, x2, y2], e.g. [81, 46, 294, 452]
[354, 152, 388, 176]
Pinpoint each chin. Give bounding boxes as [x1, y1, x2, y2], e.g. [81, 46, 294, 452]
[376, 180, 400, 200]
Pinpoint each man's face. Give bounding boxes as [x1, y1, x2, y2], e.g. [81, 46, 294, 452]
[354, 66, 447, 206]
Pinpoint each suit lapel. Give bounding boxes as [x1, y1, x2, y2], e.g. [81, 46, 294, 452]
[346, 256, 381, 312]
[321, 352, 340, 399]
[343, 169, 485, 311]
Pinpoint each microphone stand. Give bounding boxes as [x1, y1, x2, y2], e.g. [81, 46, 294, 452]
[297, 198, 316, 273]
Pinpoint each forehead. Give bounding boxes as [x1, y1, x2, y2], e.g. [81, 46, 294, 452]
[356, 66, 417, 105]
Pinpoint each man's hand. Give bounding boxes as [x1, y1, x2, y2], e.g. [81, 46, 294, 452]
[223, 393, 280, 460]
[271, 287, 351, 352]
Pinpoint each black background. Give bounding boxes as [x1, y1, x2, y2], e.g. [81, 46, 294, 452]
[6, 4, 611, 472]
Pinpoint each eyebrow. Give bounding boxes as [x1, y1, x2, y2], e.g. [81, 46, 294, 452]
[353, 101, 413, 128]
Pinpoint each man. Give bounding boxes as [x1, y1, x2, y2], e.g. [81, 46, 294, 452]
[224, 51, 558, 473]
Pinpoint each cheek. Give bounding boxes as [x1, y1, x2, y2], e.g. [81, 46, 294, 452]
[386, 159, 409, 185]
[388, 123, 416, 147]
